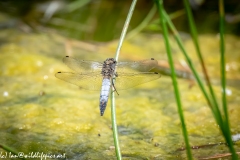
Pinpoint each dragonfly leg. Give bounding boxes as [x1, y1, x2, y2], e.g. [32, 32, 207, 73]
[111, 78, 119, 95]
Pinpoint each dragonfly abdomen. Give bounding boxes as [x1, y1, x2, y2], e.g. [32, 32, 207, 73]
[99, 78, 111, 116]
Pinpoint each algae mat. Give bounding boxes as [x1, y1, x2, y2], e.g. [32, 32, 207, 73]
[0, 30, 240, 159]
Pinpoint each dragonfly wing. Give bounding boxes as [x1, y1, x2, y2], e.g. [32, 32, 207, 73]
[55, 71, 103, 91]
[116, 59, 158, 72]
[114, 72, 161, 90]
[63, 56, 103, 73]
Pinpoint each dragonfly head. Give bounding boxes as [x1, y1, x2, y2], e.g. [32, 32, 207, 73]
[104, 58, 116, 64]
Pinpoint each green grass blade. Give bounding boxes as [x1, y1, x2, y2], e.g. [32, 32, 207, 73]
[111, 0, 138, 159]
[114, 0, 137, 62]
[155, 1, 193, 159]
[219, 0, 227, 127]
[162, 3, 237, 159]
[66, 0, 92, 12]
[0, 144, 26, 160]
[126, 4, 157, 40]
[219, 0, 238, 159]
[182, 0, 212, 86]
[182, 0, 221, 124]
[162, 9, 224, 130]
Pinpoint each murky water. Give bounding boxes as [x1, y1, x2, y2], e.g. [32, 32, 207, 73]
[0, 28, 240, 159]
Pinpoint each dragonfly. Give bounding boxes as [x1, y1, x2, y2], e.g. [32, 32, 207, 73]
[55, 56, 161, 116]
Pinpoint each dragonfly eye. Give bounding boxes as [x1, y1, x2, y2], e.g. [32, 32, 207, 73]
[58, 71, 62, 73]
[151, 58, 155, 60]
[105, 61, 110, 64]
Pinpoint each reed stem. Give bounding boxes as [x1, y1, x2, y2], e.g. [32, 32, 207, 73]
[126, 5, 156, 40]
[155, 1, 193, 159]
[114, 0, 137, 62]
[162, 9, 224, 131]
[111, 0, 138, 159]
[182, 0, 222, 129]
[219, 0, 237, 158]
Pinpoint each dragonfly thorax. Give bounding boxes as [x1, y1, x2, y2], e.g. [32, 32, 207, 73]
[101, 58, 117, 78]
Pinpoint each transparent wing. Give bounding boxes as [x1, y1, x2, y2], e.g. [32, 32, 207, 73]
[63, 56, 103, 73]
[114, 72, 161, 90]
[55, 71, 103, 91]
[116, 58, 158, 73]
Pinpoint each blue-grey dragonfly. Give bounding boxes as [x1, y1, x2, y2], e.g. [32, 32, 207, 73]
[55, 56, 161, 116]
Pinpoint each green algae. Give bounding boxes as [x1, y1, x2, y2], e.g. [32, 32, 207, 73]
[0, 29, 240, 159]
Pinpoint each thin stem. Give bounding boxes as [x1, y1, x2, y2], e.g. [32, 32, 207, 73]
[126, 5, 157, 40]
[182, 0, 211, 87]
[66, 0, 91, 12]
[114, 0, 137, 61]
[110, 0, 138, 159]
[151, 9, 185, 26]
[162, 10, 224, 129]
[162, 5, 237, 159]
[219, 0, 227, 125]
[182, 0, 220, 124]
[111, 91, 121, 160]
[219, 0, 237, 159]
[155, 0, 193, 159]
